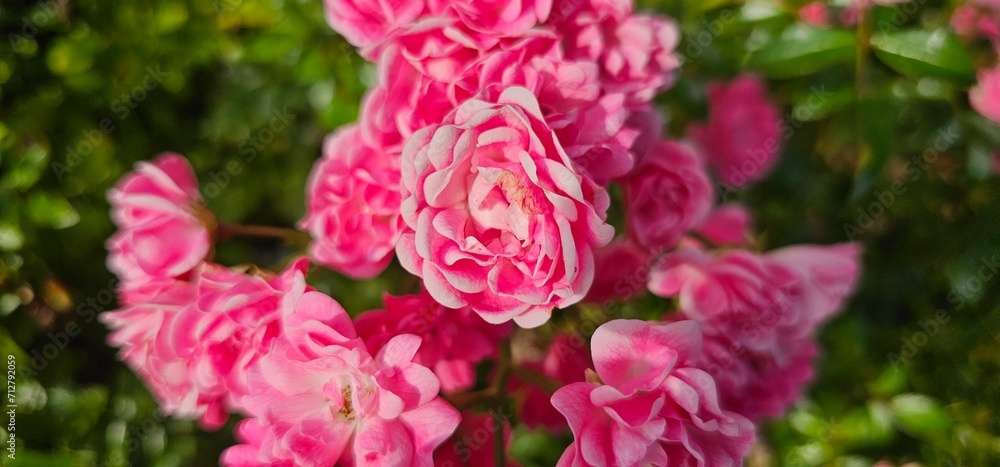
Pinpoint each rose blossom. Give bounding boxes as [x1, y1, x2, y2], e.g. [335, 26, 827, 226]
[102, 259, 310, 429]
[322, 0, 426, 52]
[583, 239, 650, 304]
[448, 0, 552, 36]
[952, 1, 1000, 45]
[623, 140, 712, 251]
[106, 153, 212, 297]
[700, 330, 819, 420]
[560, 7, 681, 106]
[354, 289, 512, 393]
[798, 1, 830, 27]
[453, 51, 639, 184]
[101, 280, 230, 428]
[223, 291, 460, 466]
[971, 65, 1000, 124]
[688, 75, 783, 188]
[300, 125, 406, 279]
[695, 203, 753, 247]
[166, 259, 309, 404]
[649, 244, 861, 420]
[551, 320, 755, 466]
[396, 87, 615, 327]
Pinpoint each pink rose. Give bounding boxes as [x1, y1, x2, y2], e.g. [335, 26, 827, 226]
[300, 125, 406, 279]
[355, 289, 512, 393]
[396, 87, 615, 327]
[688, 75, 783, 188]
[649, 247, 810, 354]
[322, 0, 427, 52]
[167, 259, 309, 405]
[433, 411, 515, 467]
[101, 280, 229, 429]
[650, 244, 861, 420]
[700, 331, 818, 421]
[971, 65, 1000, 124]
[623, 140, 712, 251]
[511, 333, 591, 430]
[551, 320, 755, 466]
[223, 291, 460, 466]
[454, 51, 639, 183]
[106, 153, 212, 296]
[952, 2, 1000, 44]
[449, 0, 552, 36]
[561, 9, 681, 107]
[695, 203, 753, 247]
[798, 1, 830, 27]
[361, 46, 459, 152]
[583, 239, 650, 304]
[102, 260, 310, 429]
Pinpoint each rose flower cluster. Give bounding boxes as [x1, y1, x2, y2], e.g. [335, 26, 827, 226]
[101, 0, 862, 465]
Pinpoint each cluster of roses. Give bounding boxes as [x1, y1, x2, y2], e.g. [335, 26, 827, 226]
[101, 0, 864, 465]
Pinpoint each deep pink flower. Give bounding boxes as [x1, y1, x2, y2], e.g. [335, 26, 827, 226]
[648, 248, 809, 354]
[449, 0, 552, 36]
[453, 51, 639, 184]
[561, 9, 681, 107]
[952, 1, 1000, 44]
[106, 153, 212, 297]
[355, 289, 512, 393]
[583, 239, 650, 304]
[300, 125, 406, 279]
[551, 320, 755, 466]
[433, 411, 515, 467]
[798, 1, 830, 27]
[101, 280, 229, 429]
[167, 259, 310, 405]
[700, 331, 818, 421]
[695, 204, 753, 247]
[649, 244, 861, 420]
[512, 333, 591, 430]
[223, 291, 460, 466]
[396, 87, 615, 327]
[971, 65, 1000, 124]
[322, 0, 427, 52]
[688, 75, 783, 188]
[102, 260, 310, 430]
[623, 140, 712, 251]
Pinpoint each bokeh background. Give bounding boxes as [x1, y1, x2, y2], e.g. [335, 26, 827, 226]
[2, 0, 999, 465]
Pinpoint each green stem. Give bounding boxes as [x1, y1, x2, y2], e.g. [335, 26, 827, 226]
[511, 366, 562, 395]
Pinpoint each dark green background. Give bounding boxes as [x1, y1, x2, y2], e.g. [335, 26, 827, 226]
[1, 0, 998, 465]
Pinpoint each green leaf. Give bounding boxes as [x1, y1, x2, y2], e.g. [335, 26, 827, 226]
[3, 145, 48, 191]
[26, 192, 80, 229]
[890, 393, 953, 437]
[870, 30, 975, 82]
[748, 25, 856, 78]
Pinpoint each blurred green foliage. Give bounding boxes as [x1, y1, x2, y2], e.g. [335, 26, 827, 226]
[1, 0, 998, 465]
